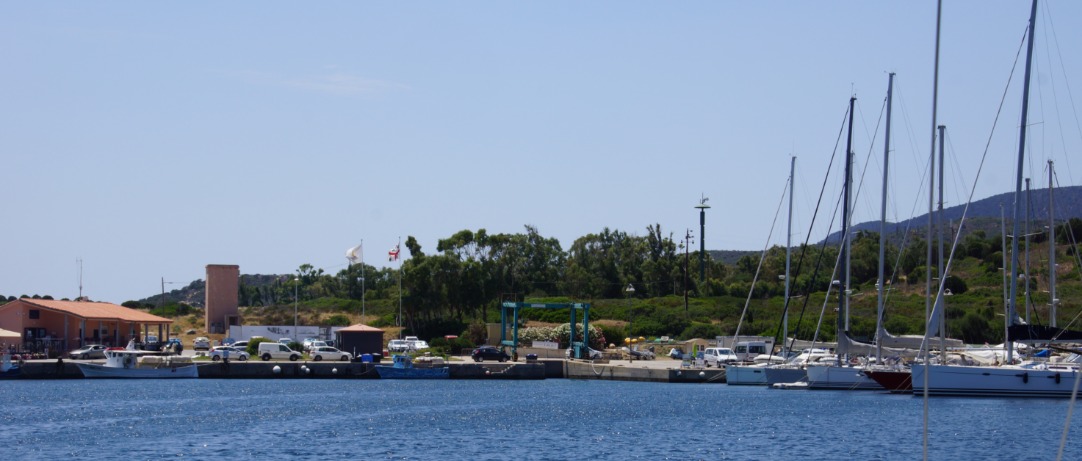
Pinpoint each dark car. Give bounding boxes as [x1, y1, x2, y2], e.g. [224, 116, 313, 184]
[471, 346, 510, 362]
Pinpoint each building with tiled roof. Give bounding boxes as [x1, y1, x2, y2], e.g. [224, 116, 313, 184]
[0, 298, 174, 355]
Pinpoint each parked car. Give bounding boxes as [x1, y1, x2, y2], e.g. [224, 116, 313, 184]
[404, 336, 430, 350]
[278, 338, 293, 345]
[305, 340, 328, 352]
[193, 337, 211, 351]
[471, 346, 510, 362]
[565, 347, 604, 360]
[621, 346, 655, 360]
[163, 338, 184, 354]
[68, 344, 106, 360]
[310, 346, 352, 361]
[232, 340, 249, 350]
[209, 346, 249, 362]
[703, 347, 740, 367]
[388, 339, 411, 352]
[258, 342, 301, 361]
[141, 335, 163, 351]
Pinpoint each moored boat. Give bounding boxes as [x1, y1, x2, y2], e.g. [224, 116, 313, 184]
[375, 354, 449, 379]
[1, 353, 21, 379]
[862, 367, 912, 393]
[76, 341, 199, 379]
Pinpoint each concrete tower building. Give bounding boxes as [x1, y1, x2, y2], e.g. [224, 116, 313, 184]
[205, 264, 240, 334]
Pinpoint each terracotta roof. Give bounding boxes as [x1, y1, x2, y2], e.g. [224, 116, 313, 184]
[12, 299, 173, 323]
[336, 323, 383, 333]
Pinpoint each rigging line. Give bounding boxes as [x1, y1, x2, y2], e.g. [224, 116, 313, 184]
[944, 132, 970, 210]
[775, 105, 850, 352]
[731, 175, 788, 343]
[852, 99, 887, 226]
[797, 185, 846, 351]
[1046, 171, 1082, 338]
[1040, 2, 1077, 187]
[919, 18, 1032, 358]
[1043, 1, 1082, 187]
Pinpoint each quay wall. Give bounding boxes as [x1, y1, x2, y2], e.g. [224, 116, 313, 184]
[14, 359, 720, 383]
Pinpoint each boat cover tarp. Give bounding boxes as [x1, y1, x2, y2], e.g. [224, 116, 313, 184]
[1007, 324, 1082, 343]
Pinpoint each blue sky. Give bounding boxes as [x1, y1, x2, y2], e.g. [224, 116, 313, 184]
[2, 1, 1080, 303]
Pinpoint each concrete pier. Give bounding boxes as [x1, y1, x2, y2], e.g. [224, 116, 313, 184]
[12, 358, 722, 383]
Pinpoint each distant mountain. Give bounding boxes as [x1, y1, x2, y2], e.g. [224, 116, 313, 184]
[137, 274, 288, 307]
[708, 250, 759, 265]
[830, 185, 1082, 244]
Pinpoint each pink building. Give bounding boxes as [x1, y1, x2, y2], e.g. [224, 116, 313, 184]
[0, 298, 173, 355]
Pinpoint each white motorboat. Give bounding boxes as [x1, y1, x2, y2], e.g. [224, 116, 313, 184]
[76, 341, 199, 379]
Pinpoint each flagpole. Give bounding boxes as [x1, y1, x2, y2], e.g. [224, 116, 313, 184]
[396, 237, 402, 339]
[361, 239, 365, 324]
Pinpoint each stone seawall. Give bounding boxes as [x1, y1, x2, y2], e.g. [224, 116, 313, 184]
[13, 358, 719, 383]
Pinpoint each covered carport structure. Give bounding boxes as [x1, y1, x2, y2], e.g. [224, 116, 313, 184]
[0, 298, 173, 356]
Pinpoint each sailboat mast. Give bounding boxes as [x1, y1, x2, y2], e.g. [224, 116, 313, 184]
[937, 125, 947, 359]
[925, 0, 943, 339]
[876, 73, 894, 363]
[784, 156, 795, 352]
[1025, 178, 1032, 324]
[838, 96, 856, 364]
[1008, 0, 1039, 363]
[1048, 160, 1056, 327]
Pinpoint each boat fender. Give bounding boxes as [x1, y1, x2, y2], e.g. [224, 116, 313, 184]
[1055, 373, 1061, 384]
[124, 357, 133, 367]
[1021, 372, 1029, 384]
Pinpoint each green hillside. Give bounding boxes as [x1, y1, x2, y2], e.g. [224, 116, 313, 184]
[120, 220, 1082, 348]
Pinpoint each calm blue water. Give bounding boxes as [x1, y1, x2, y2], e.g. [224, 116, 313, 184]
[2, 379, 1081, 460]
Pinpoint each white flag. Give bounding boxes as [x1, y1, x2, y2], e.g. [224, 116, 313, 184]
[346, 244, 362, 264]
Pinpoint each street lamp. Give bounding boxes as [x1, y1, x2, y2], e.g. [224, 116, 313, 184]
[293, 277, 299, 336]
[625, 283, 635, 363]
[695, 196, 710, 284]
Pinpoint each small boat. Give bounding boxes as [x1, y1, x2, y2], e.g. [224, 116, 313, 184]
[375, 354, 449, 379]
[1, 353, 21, 379]
[76, 340, 199, 379]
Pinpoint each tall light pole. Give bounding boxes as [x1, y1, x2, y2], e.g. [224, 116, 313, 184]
[625, 283, 635, 363]
[293, 277, 299, 336]
[695, 196, 710, 284]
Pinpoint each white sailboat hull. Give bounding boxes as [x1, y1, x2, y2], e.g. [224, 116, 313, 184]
[725, 364, 768, 385]
[912, 363, 1080, 398]
[806, 364, 882, 390]
[763, 365, 807, 385]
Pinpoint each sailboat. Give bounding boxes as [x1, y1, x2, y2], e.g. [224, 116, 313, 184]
[727, 157, 796, 386]
[912, 0, 1082, 398]
[804, 93, 883, 391]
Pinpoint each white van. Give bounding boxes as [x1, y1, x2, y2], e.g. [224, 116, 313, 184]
[734, 341, 769, 361]
[258, 342, 301, 361]
[702, 347, 740, 367]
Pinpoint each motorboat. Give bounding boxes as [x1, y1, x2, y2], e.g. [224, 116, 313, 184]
[1, 353, 21, 379]
[375, 354, 449, 379]
[76, 340, 199, 379]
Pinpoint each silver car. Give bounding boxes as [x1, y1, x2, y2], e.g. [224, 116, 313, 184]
[68, 344, 107, 360]
[209, 346, 249, 362]
[310, 346, 352, 361]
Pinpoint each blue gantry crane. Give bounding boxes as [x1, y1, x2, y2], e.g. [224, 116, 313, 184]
[500, 302, 592, 360]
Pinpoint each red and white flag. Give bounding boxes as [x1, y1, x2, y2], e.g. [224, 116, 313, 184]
[388, 243, 400, 261]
